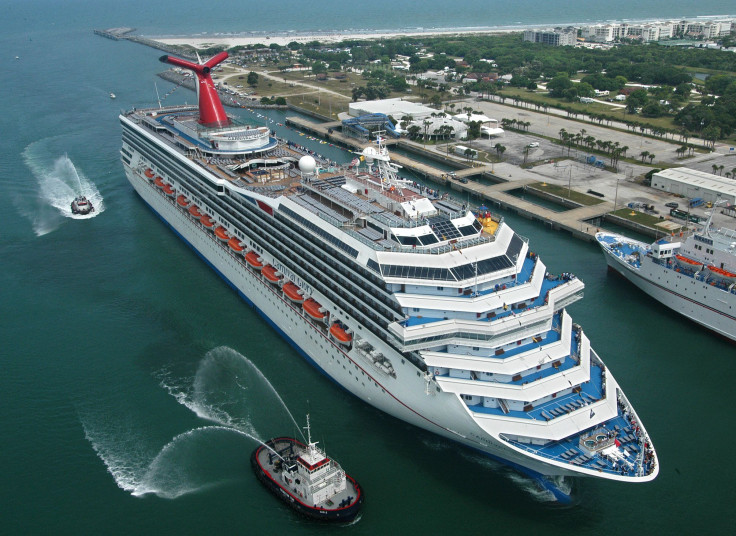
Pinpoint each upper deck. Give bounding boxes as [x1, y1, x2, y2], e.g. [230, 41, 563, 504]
[124, 106, 498, 255]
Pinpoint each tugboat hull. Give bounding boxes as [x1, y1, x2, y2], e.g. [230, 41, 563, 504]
[250, 439, 363, 522]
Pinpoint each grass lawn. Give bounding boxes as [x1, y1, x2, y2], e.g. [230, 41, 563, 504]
[610, 208, 686, 231]
[530, 182, 605, 206]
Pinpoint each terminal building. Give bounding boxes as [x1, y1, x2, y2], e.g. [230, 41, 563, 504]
[651, 168, 736, 206]
[348, 98, 436, 121]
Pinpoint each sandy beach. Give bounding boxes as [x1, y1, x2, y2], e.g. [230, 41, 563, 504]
[153, 28, 515, 49]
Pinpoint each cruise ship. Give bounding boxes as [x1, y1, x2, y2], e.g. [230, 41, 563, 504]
[596, 211, 736, 343]
[119, 52, 658, 501]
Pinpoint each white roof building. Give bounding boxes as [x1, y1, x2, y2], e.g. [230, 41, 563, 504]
[348, 98, 436, 121]
[651, 168, 736, 205]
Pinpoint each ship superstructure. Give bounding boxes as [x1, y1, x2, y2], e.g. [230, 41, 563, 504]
[120, 52, 658, 500]
[596, 210, 736, 342]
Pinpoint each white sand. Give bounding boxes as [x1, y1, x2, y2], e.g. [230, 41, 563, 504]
[153, 28, 515, 49]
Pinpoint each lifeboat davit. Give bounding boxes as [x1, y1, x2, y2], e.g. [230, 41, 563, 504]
[707, 265, 736, 281]
[154, 176, 165, 188]
[262, 264, 281, 283]
[177, 195, 190, 207]
[228, 237, 244, 253]
[303, 298, 327, 322]
[144, 168, 155, 179]
[189, 205, 203, 219]
[675, 254, 703, 267]
[200, 215, 215, 229]
[214, 226, 230, 241]
[283, 281, 304, 303]
[330, 323, 352, 345]
[162, 183, 175, 196]
[245, 251, 263, 270]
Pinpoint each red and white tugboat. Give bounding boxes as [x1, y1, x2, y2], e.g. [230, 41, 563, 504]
[70, 195, 94, 215]
[251, 415, 363, 522]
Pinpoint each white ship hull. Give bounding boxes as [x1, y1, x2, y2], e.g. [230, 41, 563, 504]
[125, 163, 606, 483]
[601, 244, 736, 342]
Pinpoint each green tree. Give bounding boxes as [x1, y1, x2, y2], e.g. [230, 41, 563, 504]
[247, 71, 259, 87]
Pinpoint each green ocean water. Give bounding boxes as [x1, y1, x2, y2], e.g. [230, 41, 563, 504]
[2, 2, 735, 533]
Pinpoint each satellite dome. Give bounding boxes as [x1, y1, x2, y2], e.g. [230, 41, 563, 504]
[298, 155, 317, 174]
[362, 147, 377, 158]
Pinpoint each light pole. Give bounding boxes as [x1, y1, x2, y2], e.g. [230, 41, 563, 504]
[614, 178, 620, 213]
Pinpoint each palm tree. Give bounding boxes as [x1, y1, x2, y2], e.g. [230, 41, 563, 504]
[648, 154, 655, 164]
[718, 165, 724, 176]
[712, 164, 719, 174]
[640, 150, 650, 162]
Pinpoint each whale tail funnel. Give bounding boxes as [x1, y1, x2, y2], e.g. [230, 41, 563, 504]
[159, 52, 230, 128]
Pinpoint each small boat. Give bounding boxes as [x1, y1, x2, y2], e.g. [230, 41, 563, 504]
[214, 226, 230, 241]
[162, 183, 175, 196]
[303, 298, 327, 322]
[200, 214, 215, 229]
[245, 251, 263, 270]
[154, 176, 165, 188]
[675, 254, 703, 267]
[283, 281, 304, 303]
[329, 323, 352, 346]
[177, 195, 190, 207]
[707, 265, 736, 281]
[228, 236, 244, 253]
[144, 168, 155, 179]
[262, 264, 281, 283]
[110, 93, 116, 99]
[188, 205, 202, 219]
[71, 195, 94, 215]
[251, 415, 363, 522]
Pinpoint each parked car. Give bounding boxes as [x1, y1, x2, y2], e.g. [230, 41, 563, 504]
[527, 142, 539, 148]
[665, 202, 678, 209]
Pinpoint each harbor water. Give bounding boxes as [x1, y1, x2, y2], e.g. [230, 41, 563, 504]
[2, 1, 735, 533]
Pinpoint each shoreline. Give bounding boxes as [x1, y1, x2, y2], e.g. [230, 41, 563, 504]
[149, 13, 736, 49]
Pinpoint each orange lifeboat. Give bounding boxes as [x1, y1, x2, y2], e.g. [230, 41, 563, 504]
[189, 205, 203, 219]
[707, 265, 736, 281]
[144, 168, 155, 179]
[245, 251, 263, 270]
[303, 298, 327, 322]
[214, 226, 230, 241]
[177, 195, 190, 207]
[283, 281, 304, 303]
[228, 237, 244, 253]
[154, 176, 165, 188]
[675, 254, 703, 267]
[330, 323, 352, 345]
[162, 183, 175, 196]
[262, 264, 281, 283]
[200, 215, 215, 229]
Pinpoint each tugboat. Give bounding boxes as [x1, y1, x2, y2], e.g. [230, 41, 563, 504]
[71, 195, 94, 215]
[251, 416, 363, 522]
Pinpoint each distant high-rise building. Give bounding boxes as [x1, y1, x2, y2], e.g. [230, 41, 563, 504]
[523, 28, 576, 46]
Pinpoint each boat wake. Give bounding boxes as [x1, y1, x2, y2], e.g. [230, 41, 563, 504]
[21, 143, 104, 235]
[80, 346, 300, 498]
[158, 346, 304, 441]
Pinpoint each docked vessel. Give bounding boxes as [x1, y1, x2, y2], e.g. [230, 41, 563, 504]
[119, 52, 658, 501]
[71, 195, 94, 215]
[251, 416, 363, 521]
[596, 211, 736, 342]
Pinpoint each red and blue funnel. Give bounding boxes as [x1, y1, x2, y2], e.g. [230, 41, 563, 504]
[159, 51, 230, 127]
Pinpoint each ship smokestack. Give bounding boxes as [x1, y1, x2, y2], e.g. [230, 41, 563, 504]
[159, 52, 231, 127]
